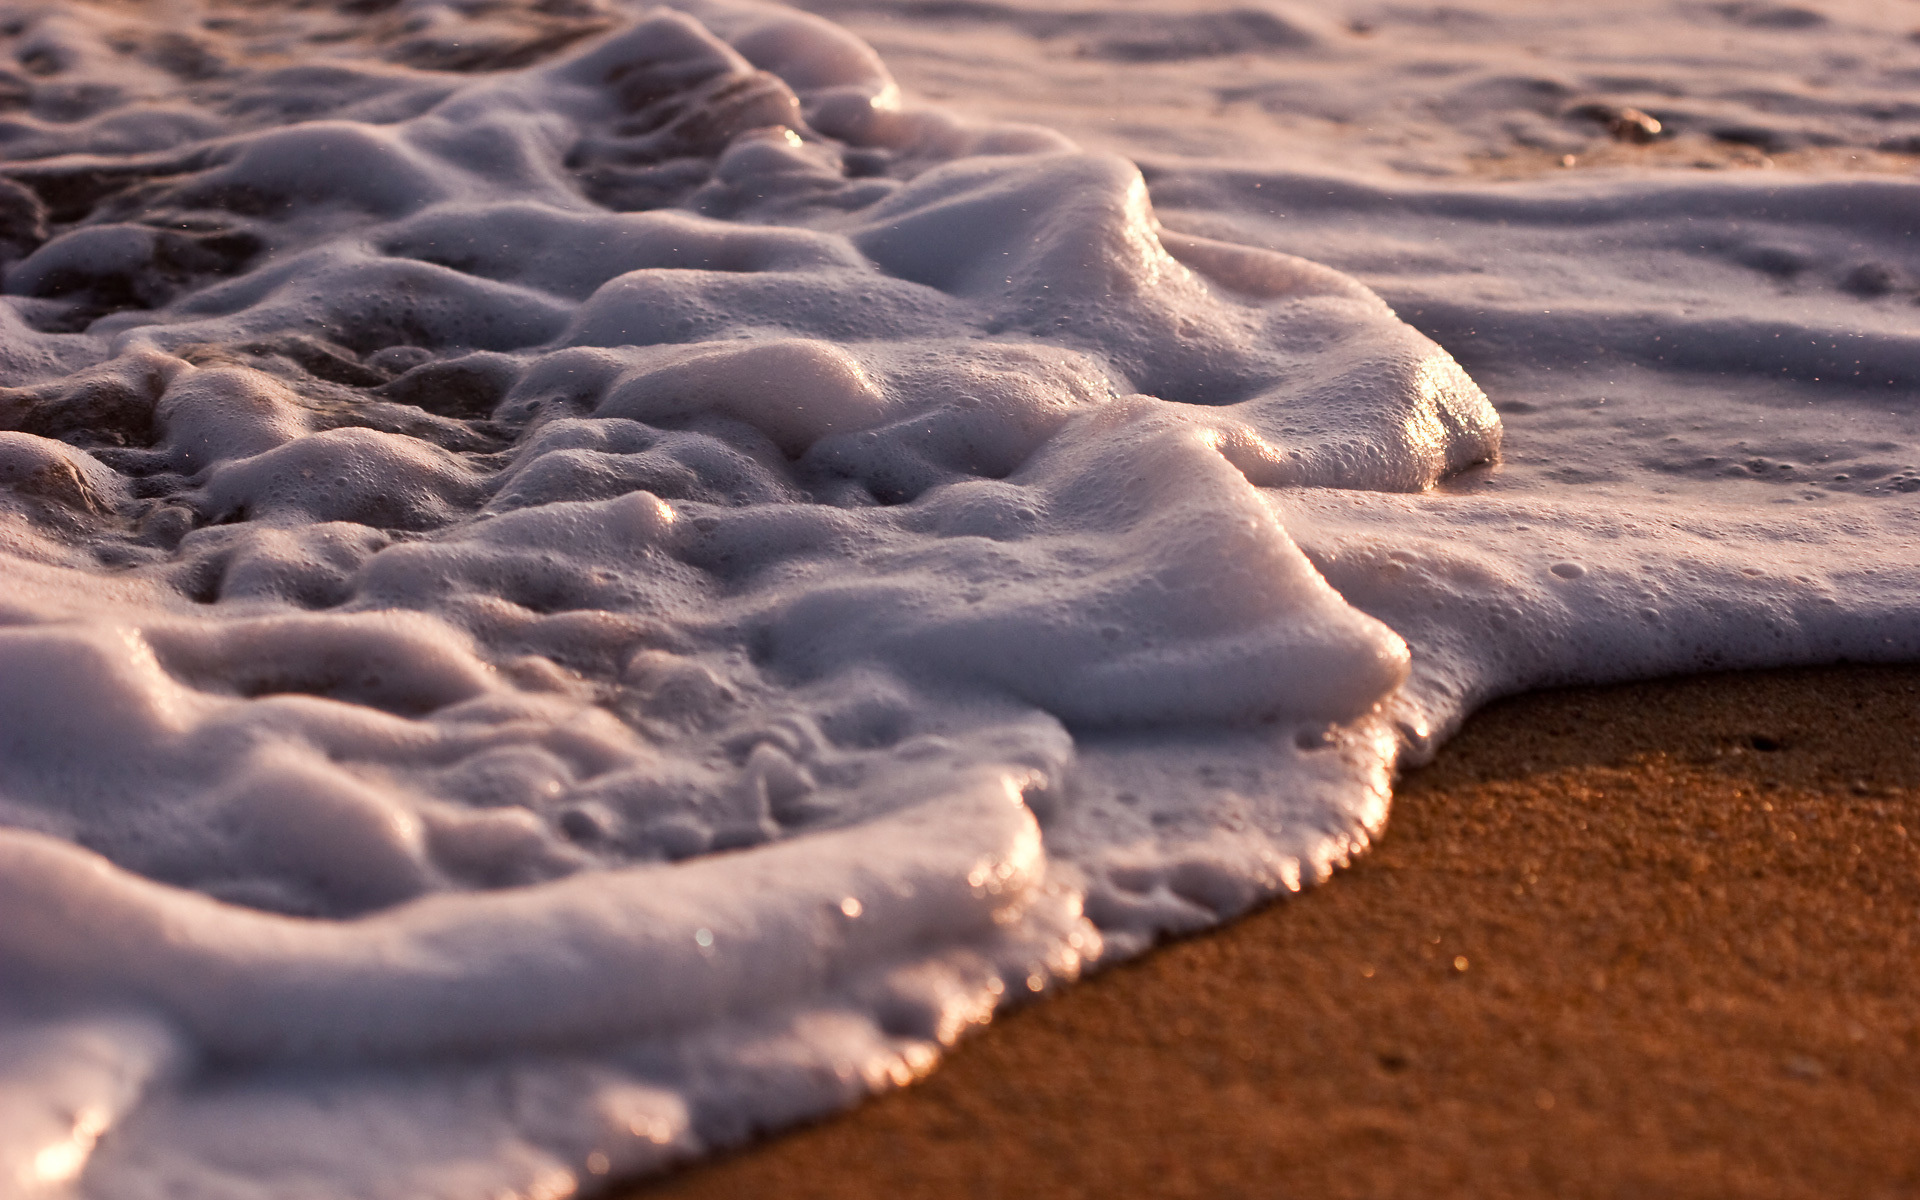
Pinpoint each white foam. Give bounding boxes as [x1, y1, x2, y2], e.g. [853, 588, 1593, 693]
[0, 0, 1913, 1195]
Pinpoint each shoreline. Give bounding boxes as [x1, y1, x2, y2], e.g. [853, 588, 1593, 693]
[637, 665, 1920, 1199]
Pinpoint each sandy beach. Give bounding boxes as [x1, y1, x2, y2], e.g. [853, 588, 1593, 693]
[643, 665, 1920, 1198]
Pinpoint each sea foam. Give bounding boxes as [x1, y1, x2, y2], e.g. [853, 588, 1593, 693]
[0, 0, 1914, 1196]
[0, 1, 1496, 1194]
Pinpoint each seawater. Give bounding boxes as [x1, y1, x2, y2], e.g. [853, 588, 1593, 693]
[0, 1, 1915, 1196]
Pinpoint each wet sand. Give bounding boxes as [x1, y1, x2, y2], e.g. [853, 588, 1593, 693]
[634, 666, 1920, 1199]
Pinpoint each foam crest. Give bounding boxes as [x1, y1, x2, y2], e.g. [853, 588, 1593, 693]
[0, 770, 1043, 1058]
[597, 338, 886, 454]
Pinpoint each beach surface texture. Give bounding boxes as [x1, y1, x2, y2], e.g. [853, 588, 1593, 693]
[0, 0, 1913, 1196]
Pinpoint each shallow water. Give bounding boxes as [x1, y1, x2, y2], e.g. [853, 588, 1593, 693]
[0, 1, 1914, 1196]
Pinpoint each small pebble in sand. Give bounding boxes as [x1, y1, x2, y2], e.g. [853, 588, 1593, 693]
[1568, 103, 1663, 143]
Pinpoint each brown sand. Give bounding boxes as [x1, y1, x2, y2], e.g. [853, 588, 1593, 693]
[634, 667, 1920, 1199]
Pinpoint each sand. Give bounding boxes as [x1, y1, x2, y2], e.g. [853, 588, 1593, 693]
[636, 665, 1920, 1199]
